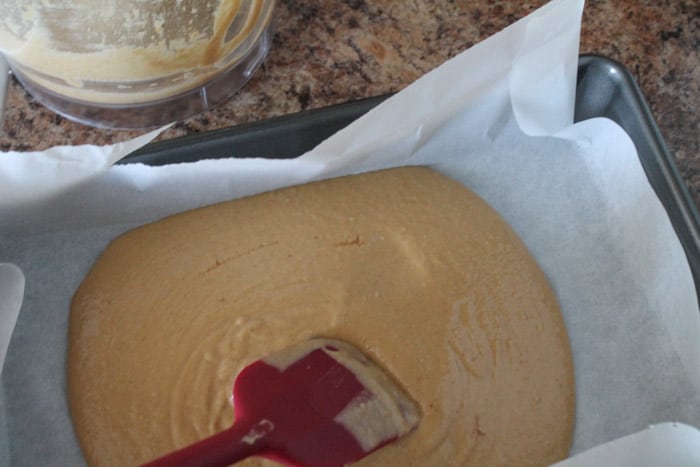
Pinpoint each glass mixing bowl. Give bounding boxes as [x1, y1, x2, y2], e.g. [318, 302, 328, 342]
[0, 0, 276, 128]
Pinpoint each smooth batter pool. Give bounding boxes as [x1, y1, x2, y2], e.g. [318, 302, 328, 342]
[68, 167, 575, 466]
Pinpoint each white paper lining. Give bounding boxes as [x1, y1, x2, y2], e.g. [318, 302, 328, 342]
[1, 0, 698, 464]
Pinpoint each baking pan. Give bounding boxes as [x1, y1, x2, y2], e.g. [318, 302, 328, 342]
[126, 54, 700, 293]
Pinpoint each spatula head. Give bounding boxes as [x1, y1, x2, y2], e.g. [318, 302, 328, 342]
[233, 338, 420, 466]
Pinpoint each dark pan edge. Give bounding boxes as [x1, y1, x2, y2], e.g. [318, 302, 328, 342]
[123, 95, 391, 165]
[576, 54, 700, 292]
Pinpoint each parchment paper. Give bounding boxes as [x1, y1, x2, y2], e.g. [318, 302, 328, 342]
[1, 0, 699, 465]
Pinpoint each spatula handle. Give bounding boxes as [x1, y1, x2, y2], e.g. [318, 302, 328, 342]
[140, 420, 270, 467]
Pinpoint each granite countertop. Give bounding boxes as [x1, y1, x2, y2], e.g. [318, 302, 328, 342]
[1, 0, 698, 206]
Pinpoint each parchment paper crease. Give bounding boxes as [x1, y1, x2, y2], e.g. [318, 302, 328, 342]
[1, 0, 698, 465]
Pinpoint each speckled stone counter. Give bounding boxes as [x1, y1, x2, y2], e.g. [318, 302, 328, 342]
[1, 0, 698, 206]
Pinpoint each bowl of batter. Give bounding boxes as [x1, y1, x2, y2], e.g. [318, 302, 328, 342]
[0, 0, 276, 128]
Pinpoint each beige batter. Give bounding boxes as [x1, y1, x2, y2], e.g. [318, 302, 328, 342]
[68, 167, 575, 466]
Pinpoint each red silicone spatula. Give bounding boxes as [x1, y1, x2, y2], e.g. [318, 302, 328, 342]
[141, 338, 420, 467]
